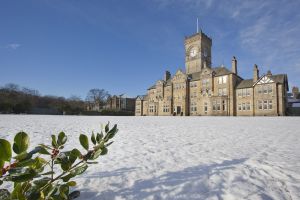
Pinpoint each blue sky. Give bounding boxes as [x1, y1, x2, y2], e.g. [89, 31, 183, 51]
[1, 0, 299, 99]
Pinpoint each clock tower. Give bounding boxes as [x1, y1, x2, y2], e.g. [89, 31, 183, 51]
[185, 31, 212, 74]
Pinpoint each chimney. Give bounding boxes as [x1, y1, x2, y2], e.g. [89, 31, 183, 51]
[164, 71, 171, 81]
[231, 56, 237, 74]
[253, 64, 259, 82]
[266, 70, 272, 76]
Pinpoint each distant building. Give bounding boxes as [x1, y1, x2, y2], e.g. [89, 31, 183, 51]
[105, 94, 135, 112]
[136, 30, 289, 116]
[291, 87, 300, 99]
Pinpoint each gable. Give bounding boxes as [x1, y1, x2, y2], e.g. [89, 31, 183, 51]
[256, 76, 274, 85]
[173, 69, 187, 81]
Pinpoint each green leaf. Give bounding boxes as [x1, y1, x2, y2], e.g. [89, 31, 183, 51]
[59, 154, 71, 171]
[51, 135, 58, 148]
[59, 184, 69, 199]
[0, 189, 10, 200]
[79, 134, 89, 151]
[15, 158, 36, 167]
[11, 168, 38, 182]
[7, 167, 24, 175]
[96, 132, 103, 143]
[33, 177, 51, 187]
[36, 146, 51, 155]
[100, 147, 108, 155]
[38, 144, 52, 150]
[11, 183, 26, 200]
[0, 139, 12, 161]
[86, 161, 98, 164]
[105, 141, 114, 147]
[0, 160, 4, 168]
[69, 191, 80, 200]
[14, 152, 32, 161]
[72, 163, 88, 176]
[46, 184, 59, 198]
[104, 124, 118, 142]
[61, 173, 74, 182]
[13, 132, 29, 154]
[33, 157, 47, 170]
[91, 132, 96, 145]
[105, 122, 110, 133]
[40, 171, 55, 176]
[67, 181, 76, 187]
[91, 148, 102, 160]
[69, 149, 81, 164]
[58, 132, 67, 146]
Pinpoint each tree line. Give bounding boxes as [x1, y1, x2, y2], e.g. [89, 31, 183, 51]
[0, 83, 111, 115]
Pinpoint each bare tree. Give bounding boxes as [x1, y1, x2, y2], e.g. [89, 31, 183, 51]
[3, 83, 20, 91]
[86, 89, 110, 111]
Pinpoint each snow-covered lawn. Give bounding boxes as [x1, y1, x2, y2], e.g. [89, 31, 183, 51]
[0, 115, 299, 200]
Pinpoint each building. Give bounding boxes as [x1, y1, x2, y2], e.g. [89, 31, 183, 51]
[135, 30, 289, 116]
[105, 94, 135, 112]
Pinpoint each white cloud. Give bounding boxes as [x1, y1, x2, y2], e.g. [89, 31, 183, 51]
[5, 43, 21, 50]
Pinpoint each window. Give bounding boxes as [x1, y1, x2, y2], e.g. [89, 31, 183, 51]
[258, 100, 263, 110]
[238, 88, 251, 97]
[212, 101, 216, 111]
[190, 92, 197, 98]
[263, 86, 268, 94]
[238, 90, 242, 97]
[242, 103, 246, 111]
[268, 100, 272, 109]
[204, 102, 208, 112]
[258, 86, 262, 94]
[163, 105, 170, 113]
[222, 100, 226, 111]
[246, 88, 250, 96]
[263, 100, 268, 109]
[150, 105, 154, 113]
[202, 79, 209, 87]
[268, 85, 273, 94]
[212, 101, 222, 111]
[190, 82, 197, 87]
[190, 102, 197, 112]
[258, 100, 273, 110]
[238, 102, 251, 111]
[217, 101, 221, 111]
[218, 76, 227, 84]
[246, 102, 251, 110]
[218, 88, 227, 96]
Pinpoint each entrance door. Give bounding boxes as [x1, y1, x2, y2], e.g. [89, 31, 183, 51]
[177, 106, 181, 115]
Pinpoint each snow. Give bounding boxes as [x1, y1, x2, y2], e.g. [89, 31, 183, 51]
[0, 115, 300, 200]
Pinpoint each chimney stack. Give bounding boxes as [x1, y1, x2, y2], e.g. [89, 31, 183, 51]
[231, 56, 237, 74]
[253, 64, 259, 82]
[164, 71, 171, 82]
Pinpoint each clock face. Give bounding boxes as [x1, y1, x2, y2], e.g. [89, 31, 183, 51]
[190, 48, 197, 58]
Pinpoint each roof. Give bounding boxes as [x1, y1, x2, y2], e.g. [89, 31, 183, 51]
[269, 74, 286, 84]
[147, 85, 156, 90]
[136, 95, 148, 100]
[212, 66, 233, 76]
[188, 72, 201, 81]
[236, 79, 254, 89]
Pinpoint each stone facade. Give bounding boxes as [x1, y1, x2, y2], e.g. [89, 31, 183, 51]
[135, 31, 289, 116]
[106, 94, 135, 112]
